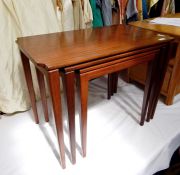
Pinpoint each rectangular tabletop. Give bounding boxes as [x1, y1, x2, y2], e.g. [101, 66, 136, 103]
[17, 25, 173, 70]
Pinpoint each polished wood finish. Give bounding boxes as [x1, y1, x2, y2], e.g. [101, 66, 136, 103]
[147, 45, 172, 121]
[20, 50, 66, 168]
[146, 46, 170, 121]
[36, 67, 49, 122]
[130, 13, 180, 37]
[74, 46, 171, 155]
[17, 25, 173, 166]
[129, 13, 180, 105]
[21, 52, 39, 124]
[17, 25, 173, 70]
[107, 73, 113, 100]
[140, 60, 154, 125]
[77, 74, 88, 157]
[61, 71, 76, 164]
[47, 70, 66, 168]
[107, 72, 119, 99]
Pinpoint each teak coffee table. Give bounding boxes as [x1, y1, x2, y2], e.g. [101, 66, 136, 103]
[17, 25, 173, 168]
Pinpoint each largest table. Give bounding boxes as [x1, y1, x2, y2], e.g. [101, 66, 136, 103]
[17, 25, 173, 168]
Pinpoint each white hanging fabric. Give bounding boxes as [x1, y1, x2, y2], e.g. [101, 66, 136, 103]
[72, 0, 85, 30]
[83, 0, 93, 28]
[0, 1, 29, 113]
[56, 0, 74, 31]
[0, 0, 93, 114]
[72, 0, 93, 30]
[0, 0, 60, 113]
[3, 0, 60, 36]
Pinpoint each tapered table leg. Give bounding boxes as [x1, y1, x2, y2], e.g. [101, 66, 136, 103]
[147, 45, 171, 121]
[63, 71, 76, 164]
[146, 61, 159, 122]
[150, 46, 171, 120]
[47, 70, 66, 169]
[36, 68, 49, 122]
[140, 60, 154, 125]
[77, 74, 88, 157]
[107, 74, 113, 99]
[21, 52, 39, 124]
[107, 72, 118, 100]
[112, 72, 118, 94]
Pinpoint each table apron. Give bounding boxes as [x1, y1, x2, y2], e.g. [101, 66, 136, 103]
[79, 50, 159, 81]
[63, 44, 166, 73]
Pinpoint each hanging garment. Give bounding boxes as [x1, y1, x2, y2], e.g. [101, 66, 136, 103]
[111, 0, 120, 25]
[0, 1, 29, 113]
[56, 0, 63, 11]
[83, 0, 93, 28]
[121, 0, 129, 18]
[126, 0, 138, 21]
[161, 0, 175, 16]
[3, 0, 60, 36]
[117, 0, 123, 24]
[89, 0, 103, 27]
[148, 0, 159, 13]
[149, 0, 164, 18]
[72, 0, 93, 30]
[56, 0, 63, 31]
[62, 0, 74, 31]
[1, 0, 60, 113]
[117, 0, 129, 24]
[96, 0, 112, 26]
[137, 0, 143, 20]
[142, 0, 148, 19]
[57, 0, 74, 31]
[72, 0, 85, 29]
[168, 0, 175, 14]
